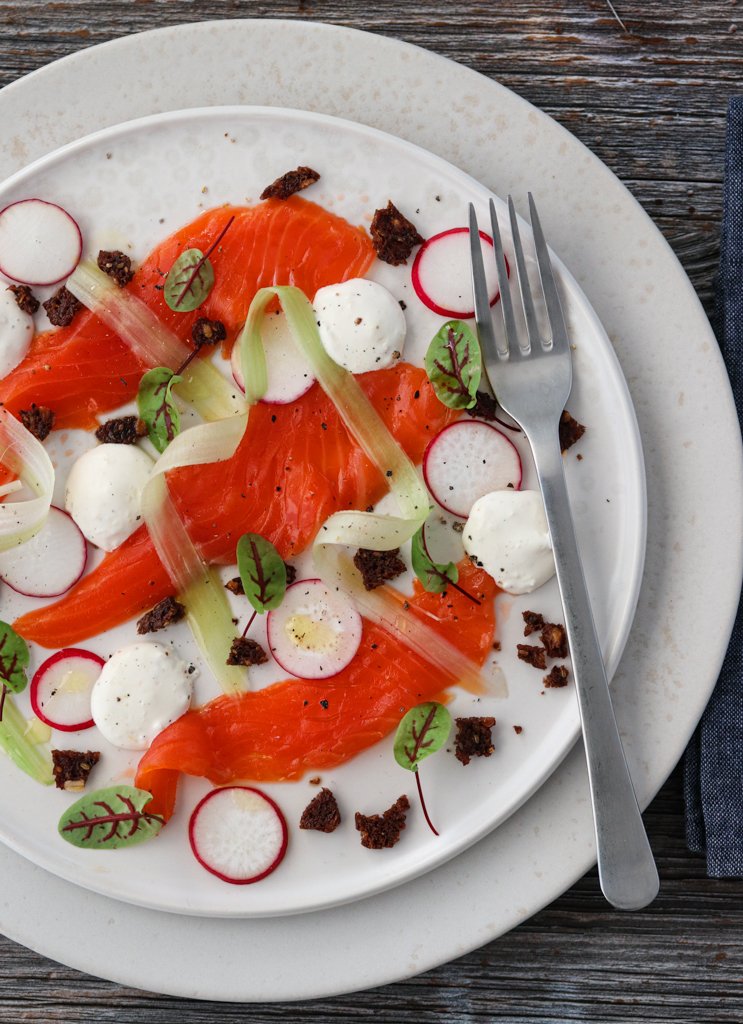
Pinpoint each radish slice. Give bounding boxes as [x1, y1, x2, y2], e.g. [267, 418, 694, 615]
[0, 505, 87, 597]
[0, 287, 34, 377]
[412, 227, 503, 318]
[30, 648, 104, 732]
[423, 420, 522, 518]
[189, 786, 288, 885]
[231, 309, 316, 404]
[267, 578, 362, 679]
[0, 199, 82, 286]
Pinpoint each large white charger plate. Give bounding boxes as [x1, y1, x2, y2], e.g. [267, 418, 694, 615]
[0, 19, 740, 1001]
[0, 104, 645, 917]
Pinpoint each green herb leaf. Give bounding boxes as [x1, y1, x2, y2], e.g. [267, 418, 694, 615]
[164, 248, 215, 312]
[58, 785, 164, 850]
[411, 526, 459, 594]
[236, 533, 287, 613]
[424, 320, 481, 410]
[137, 367, 182, 454]
[0, 621, 29, 696]
[394, 701, 452, 773]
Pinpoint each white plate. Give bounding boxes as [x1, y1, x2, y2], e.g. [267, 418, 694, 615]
[0, 19, 740, 1001]
[0, 105, 645, 917]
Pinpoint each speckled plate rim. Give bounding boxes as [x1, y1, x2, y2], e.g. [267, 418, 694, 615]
[0, 18, 740, 1003]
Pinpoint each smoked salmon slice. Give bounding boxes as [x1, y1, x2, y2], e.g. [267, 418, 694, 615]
[135, 562, 496, 820]
[14, 365, 457, 648]
[0, 198, 374, 429]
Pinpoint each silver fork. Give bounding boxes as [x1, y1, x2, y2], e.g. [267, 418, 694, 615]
[469, 194, 659, 911]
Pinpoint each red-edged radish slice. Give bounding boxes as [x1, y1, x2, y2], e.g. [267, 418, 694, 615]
[30, 648, 104, 732]
[0, 505, 87, 597]
[0, 287, 34, 376]
[423, 420, 522, 518]
[189, 786, 288, 885]
[231, 310, 316, 404]
[267, 578, 362, 680]
[421, 513, 465, 567]
[0, 199, 82, 286]
[412, 227, 504, 318]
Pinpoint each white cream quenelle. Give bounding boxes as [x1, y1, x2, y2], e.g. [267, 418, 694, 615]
[65, 443, 153, 551]
[463, 489, 556, 595]
[91, 642, 194, 750]
[314, 278, 406, 373]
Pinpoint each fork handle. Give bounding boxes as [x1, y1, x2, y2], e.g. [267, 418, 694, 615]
[529, 428, 659, 911]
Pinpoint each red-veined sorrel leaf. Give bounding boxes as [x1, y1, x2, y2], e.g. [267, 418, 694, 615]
[424, 320, 481, 410]
[394, 701, 451, 837]
[236, 533, 287, 614]
[58, 785, 164, 849]
[137, 367, 182, 454]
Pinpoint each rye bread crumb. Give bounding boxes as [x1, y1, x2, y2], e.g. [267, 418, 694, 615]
[513, 725, 523, 735]
[541, 621, 568, 659]
[95, 415, 146, 445]
[454, 716, 496, 766]
[517, 644, 547, 670]
[544, 665, 569, 688]
[559, 410, 586, 453]
[43, 286, 81, 327]
[299, 788, 341, 833]
[355, 794, 410, 849]
[51, 749, 100, 791]
[466, 391, 499, 422]
[191, 317, 226, 349]
[260, 166, 320, 200]
[522, 610, 545, 636]
[227, 636, 268, 666]
[136, 596, 186, 634]
[97, 249, 135, 287]
[7, 284, 39, 315]
[370, 201, 423, 265]
[19, 403, 55, 441]
[353, 547, 406, 590]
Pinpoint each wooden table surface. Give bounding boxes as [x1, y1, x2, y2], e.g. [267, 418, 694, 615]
[0, 2, 741, 1021]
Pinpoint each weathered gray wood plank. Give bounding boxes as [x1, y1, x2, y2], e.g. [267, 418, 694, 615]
[0, 2, 740, 1020]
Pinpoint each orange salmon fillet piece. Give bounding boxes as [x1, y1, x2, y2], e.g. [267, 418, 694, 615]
[0, 198, 374, 430]
[14, 366, 457, 647]
[135, 562, 496, 820]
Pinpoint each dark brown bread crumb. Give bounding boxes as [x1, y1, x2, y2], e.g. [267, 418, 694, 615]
[466, 391, 499, 422]
[97, 249, 134, 287]
[51, 749, 100, 791]
[192, 317, 226, 349]
[541, 622, 568, 659]
[227, 636, 268, 666]
[455, 716, 496, 766]
[355, 794, 410, 849]
[522, 610, 545, 636]
[559, 410, 586, 453]
[544, 665, 569, 688]
[137, 596, 186, 634]
[260, 166, 320, 201]
[492, 640, 501, 652]
[299, 787, 341, 833]
[226, 561, 295, 596]
[513, 725, 523, 735]
[43, 286, 82, 327]
[353, 547, 406, 590]
[8, 284, 39, 315]
[309, 776, 321, 786]
[370, 201, 424, 265]
[517, 644, 547, 670]
[95, 415, 146, 445]
[19, 404, 55, 441]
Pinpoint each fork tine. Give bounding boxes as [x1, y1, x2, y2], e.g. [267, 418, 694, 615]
[528, 193, 570, 350]
[468, 204, 503, 359]
[487, 199, 519, 356]
[507, 196, 541, 351]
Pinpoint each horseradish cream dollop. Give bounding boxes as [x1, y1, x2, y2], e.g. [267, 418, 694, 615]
[463, 489, 555, 595]
[314, 278, 406, 373]
[91, 642, 194, 750]
[65, 443, 153, 551]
